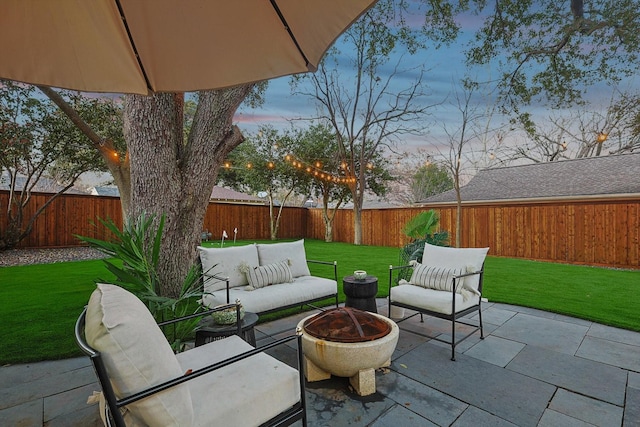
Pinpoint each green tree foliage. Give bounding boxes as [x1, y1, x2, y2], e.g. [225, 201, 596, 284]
[0, 81, 122, 249]
[218, 126, 311, 239]
[410, 162, 454, 202]
[466, 0, 640, 109]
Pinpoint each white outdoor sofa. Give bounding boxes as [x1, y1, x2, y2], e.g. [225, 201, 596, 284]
[198, 239, 338, 315]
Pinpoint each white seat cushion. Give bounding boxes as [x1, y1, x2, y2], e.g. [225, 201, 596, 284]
[198, 244, 259, 291]
[85, 283, 193, 426]
[257, 239, 311, 277]
[390, 284, 479, 315]
[176, 335, 300, 426]
[202, 276, 337, 314]
[423, 243, 489, 291]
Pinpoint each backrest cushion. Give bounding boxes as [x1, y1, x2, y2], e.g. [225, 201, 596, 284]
[409, 262, 465, 293]
[198, 244, 259, 291]
[242, 260, 294, 290]
[85, 283, 193, 426]
[257, 239, 310, 277]
[422, 243, 489, 291]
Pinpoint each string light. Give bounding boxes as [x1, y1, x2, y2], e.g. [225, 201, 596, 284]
[220, 154, 372, 185]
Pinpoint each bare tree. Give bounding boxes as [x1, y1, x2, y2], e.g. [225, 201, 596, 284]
[509, 89, 640, 163]
[294, 6, 435, 244]
[436, 80, 502, 247]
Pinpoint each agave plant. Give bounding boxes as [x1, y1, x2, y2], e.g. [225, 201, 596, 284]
[78, 213, 204, 352]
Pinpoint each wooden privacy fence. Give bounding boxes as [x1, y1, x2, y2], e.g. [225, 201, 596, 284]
[306, 197, 640, 269]
[2, 191, 639, 269]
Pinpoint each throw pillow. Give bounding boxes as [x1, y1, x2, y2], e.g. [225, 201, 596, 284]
[422, 243, 489, 291]
[241, 260, 293, 290]
[198, 244, 258, 291]
[409, 261, 465, 293]
[256, 239, 311, 277]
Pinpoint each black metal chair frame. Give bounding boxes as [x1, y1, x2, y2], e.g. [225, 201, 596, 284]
[75, 303, 307, 427]
[213, 259, 340, 316]
[388, 264, 485, 361]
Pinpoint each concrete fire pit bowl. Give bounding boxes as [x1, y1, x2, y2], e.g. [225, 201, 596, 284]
[296, 308, 399, 396]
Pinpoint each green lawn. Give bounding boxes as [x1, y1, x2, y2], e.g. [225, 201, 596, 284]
[1, 239, 638, 365]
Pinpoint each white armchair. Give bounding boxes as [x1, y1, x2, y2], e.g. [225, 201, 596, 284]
[76, 283, 306, 426]
[388, 243, 489, 361]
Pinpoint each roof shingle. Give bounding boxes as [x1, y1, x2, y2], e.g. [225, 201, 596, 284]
[422, 153, 640, 203]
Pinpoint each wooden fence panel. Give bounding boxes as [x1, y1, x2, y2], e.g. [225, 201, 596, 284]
[2, 190, 639, 269]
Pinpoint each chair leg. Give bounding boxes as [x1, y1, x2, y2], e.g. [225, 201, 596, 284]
[451, 314, 456, 361]
[420, 313, 424, 323]
[479, 307, 485, 339]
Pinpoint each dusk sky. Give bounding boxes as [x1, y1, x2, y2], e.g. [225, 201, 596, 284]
[233, 9, 637, 172]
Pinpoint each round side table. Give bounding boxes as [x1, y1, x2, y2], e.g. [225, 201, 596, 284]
[195, 312, 259, 347]
[343, 275, 378, 313]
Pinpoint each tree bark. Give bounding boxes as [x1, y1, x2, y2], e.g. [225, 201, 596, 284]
[123, 86, 252, 298]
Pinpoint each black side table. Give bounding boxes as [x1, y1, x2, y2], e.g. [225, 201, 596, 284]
[343, 275, 378, 313]
[195, 312, 259, 347]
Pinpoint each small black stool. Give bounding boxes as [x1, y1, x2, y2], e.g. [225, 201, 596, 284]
[343, 275, 378, 313]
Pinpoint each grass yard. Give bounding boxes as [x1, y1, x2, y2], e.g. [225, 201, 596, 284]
[1, 239, 638, 365]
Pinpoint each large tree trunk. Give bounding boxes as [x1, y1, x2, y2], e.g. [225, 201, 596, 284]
[123, 86, 252, 298]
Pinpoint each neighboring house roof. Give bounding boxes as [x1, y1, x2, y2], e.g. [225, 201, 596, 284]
[87, 185, 262, 203]
[210, 186, 263, 204]
[422, 153, 640, 203]
[0, 173, 86, 195]
[90, 186, 120, 197]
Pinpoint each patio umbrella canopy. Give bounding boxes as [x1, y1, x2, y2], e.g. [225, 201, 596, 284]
[0, 0, 377, 95]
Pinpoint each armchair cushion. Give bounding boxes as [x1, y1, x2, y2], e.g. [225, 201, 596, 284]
[85, 284, 193, 426]
[241, 259, 294, 290]
[409, 262, 465, 293]
[257, 239, 311, 278]
[198, 244, 259, 291]
[423, 243, 489, 291]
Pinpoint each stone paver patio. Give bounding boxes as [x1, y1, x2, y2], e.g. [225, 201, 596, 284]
[1, 300, 639, 426]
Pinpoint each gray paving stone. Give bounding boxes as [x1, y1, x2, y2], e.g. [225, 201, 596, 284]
[551, 313, 593, 328]
[0, 398, 41, 427]
[376, 369, 467, 426]
[43, 382, 100, 422]
[549, 388, 623, 426]
[452, 406, 519, 427]
[576, 335, 640, 372]
[463, 335, 525, 367]
[370, 404, 437, 427]
[303, 376, 395, 427]
[588, 323, 640, 347]
[0, 364, 97, 410]
[471, 306, 517, 326]
[492, 313, 589, 355]
[625, 378, 640, 427]
[630, 372, 640, 389]
[0, 357, 90, 386]
[394, 342, 555, 427]
[538, 409, 595, 427]
[507, 345, 627, 406]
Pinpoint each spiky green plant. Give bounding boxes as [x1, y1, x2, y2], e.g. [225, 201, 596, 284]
[398, 210, 450, 281]
[77, 213, 203, 351]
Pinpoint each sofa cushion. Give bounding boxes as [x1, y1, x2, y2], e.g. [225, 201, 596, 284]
[176, 335, 300, 426]
[85, 284, 192, 426]
[422, 243, 489, 291]
[242, 260, 293, 290]
[198, 244, 259, 291]
[257, 239, 310, 277]
[409, 262, 465, 293]
[391, 284, 479, 315]
[201, 276, 337, 314]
